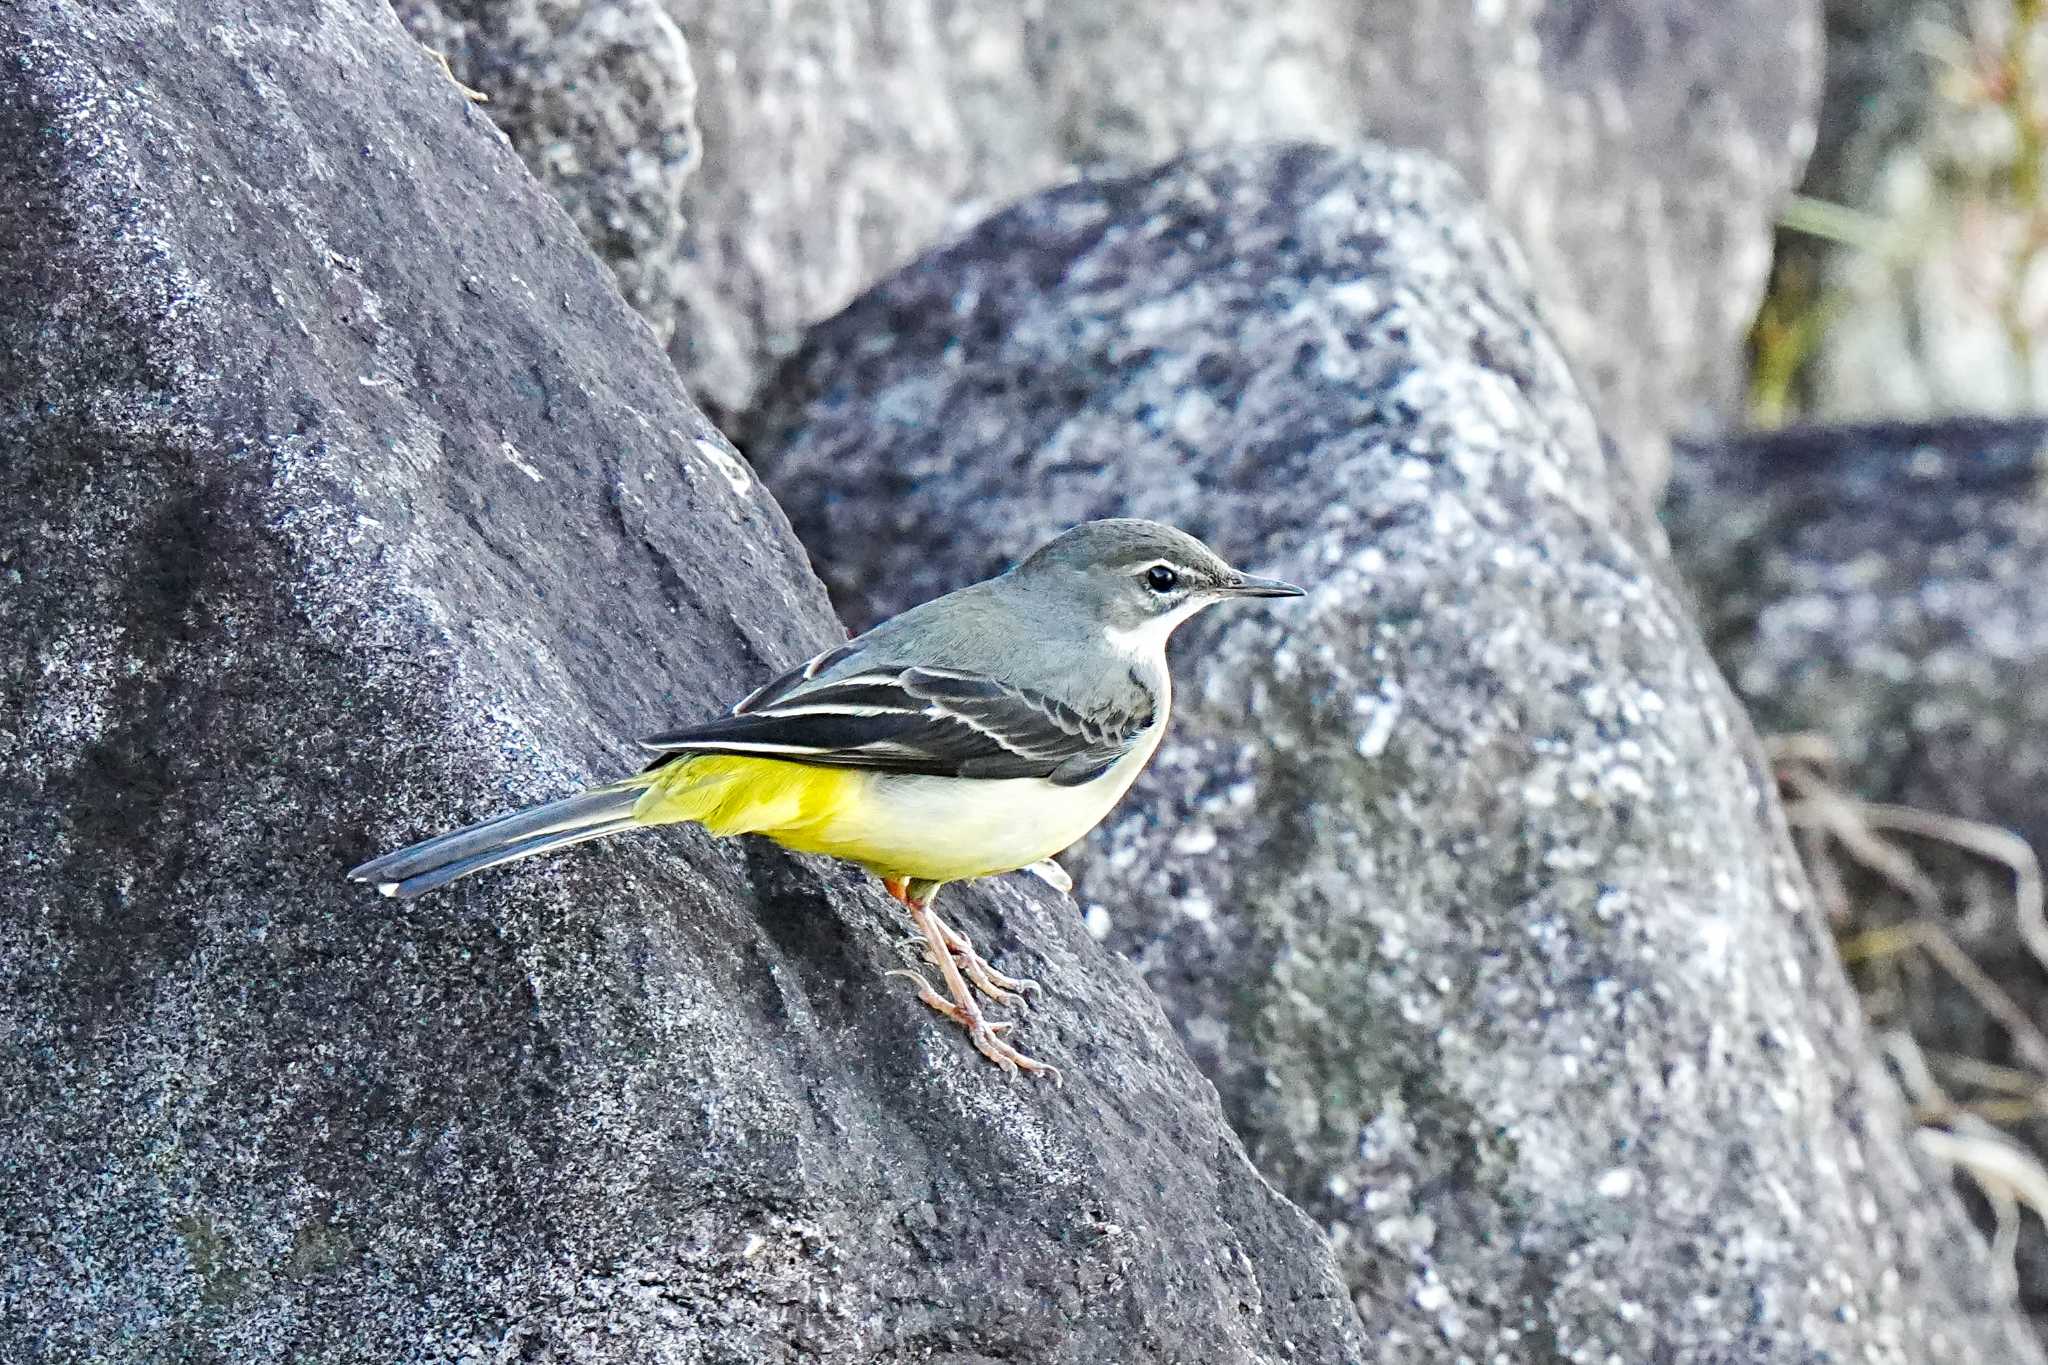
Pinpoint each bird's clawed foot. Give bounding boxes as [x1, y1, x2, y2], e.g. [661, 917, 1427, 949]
[887, 966, 1060, 1079]
[883, 878, 1043, 1006]
[893, 922, 1041, 1006]
[939, 918, 1043, 1003]
[882, 877, 1062, 1083]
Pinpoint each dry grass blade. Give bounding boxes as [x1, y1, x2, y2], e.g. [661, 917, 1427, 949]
[1770, 738, 2048, 1078]
[1779, 766, 1944, 912]
[1932, 1050, 2048, 1098]
[1916, 1123, 2048, 1295]
[1884, 1032, 2043, 1292]
[1839, 919, 2048, 1073]
[1912, 922, 2048, 1074]
[1856, 801, 2048, 975]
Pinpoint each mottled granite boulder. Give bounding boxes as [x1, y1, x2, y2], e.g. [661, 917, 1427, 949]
[0, 7, 1370, 1361]
[745, 142, 2041, 1363]
[402, 0, 1821, 490]
[1668, 417, 2048, 1332]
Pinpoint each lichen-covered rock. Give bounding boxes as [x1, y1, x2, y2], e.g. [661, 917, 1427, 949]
[402, 0, 1821, 491]
[745, 142, 2041, 1363]
[0, 8, 1370, 1361]
[1667, 417, 2048, 1335]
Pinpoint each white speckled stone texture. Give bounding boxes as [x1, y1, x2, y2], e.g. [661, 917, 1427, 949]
[747, 142, 2044, 1363]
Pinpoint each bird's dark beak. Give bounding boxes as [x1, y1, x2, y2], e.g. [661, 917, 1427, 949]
[1219, 573, 1306, 599]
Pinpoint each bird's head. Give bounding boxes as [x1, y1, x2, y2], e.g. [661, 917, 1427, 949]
[1012, 519, 1305, 656]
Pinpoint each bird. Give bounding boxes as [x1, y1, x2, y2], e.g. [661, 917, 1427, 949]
[348, 519, 1305, 1079]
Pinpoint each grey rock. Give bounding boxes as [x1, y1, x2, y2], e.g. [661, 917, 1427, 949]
[1668, 418, 2048, 865]
[745, 141, 2041, 1362]
[1777, 1, 2047, 418]
[1667, 417, 2048, 1334]
[396, 0, 701, 348]
[0, 7, 1370, 1361]
[400, 0, 1822, 491]
[1800, 0, 1959, 207]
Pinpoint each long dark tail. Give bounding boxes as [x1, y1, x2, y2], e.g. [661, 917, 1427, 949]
[347, 784, 646, 899]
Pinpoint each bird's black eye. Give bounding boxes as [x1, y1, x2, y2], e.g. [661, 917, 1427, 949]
[1144, 565, 1179, 593]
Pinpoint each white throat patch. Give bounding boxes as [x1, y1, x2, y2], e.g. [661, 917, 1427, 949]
[1103, 597, 1210, 661]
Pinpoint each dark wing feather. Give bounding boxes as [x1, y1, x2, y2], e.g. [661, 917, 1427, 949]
[639, 662, 1153, 785]
[730, 641, 860, 715]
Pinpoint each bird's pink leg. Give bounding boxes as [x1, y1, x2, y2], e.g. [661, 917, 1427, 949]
[880, 878, 1043, 1004]
[881, 878, 1060, 1081]
[936, 918, 1042, 1002]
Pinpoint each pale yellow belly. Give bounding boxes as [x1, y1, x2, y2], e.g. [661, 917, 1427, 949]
[631, 728, 1162, 884]
[793, 729, 1161, 882]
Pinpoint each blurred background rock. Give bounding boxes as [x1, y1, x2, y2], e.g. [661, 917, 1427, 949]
[399, 0, 1821, 495]
[1752, 0, 2048, 421]
[1701, 0, 2048, 1337]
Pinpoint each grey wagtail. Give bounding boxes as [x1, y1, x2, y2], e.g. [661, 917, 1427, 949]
[349, 519, 1304, 1077]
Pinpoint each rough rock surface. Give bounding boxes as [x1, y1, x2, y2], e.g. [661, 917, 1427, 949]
[745, 142, 2043, 1363]
[396, 0, 701, 345]
[1667, 417, 2048, 1332]
[403, 0, 1822, 492]
[0, 8, 1371, 1362]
